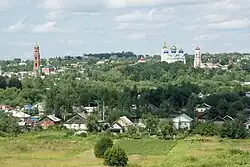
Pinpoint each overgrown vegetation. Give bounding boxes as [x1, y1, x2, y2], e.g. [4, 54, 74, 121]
[0, 131, 249, 167]
[94, 136, 113, 158]
[104, 145, 128, 167]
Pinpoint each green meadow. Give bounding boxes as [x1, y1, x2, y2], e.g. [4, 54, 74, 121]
[0, 131, 249, 167]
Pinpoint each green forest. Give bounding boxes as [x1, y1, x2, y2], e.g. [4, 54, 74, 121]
[1, 52, 250, 123]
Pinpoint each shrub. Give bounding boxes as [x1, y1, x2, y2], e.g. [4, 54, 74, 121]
[94, 136, 113, 158]
[127, 126, 138, 136]
[104, 145, 128, 167]
[229, 149, 249, 155]
[220, 120, 247, 139]
[65, 130, 74, 137]
[127, 164, 142, 167]
[160, 121, 174, 139]
[75, 131, 87, 137]
[193, 122, 218, 136]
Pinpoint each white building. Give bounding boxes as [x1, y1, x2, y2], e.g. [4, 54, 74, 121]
[161, 41, 186, 64]
[172, 113, 193, 130]
[194, 46, 201, 68]
[63, 113, 87, 130]
[195, 103, 211, 113]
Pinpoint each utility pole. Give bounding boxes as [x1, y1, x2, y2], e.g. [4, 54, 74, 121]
[102, 101, 105, 121]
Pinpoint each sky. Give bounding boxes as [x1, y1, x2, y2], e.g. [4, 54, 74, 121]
[0, 0, 250, 60]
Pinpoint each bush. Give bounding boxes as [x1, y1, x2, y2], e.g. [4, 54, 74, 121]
[193, 122, 218, 136]
[65, 130, 74, 137]
[127, 126, 138, 136]
[229, 149, 249, 156]
[94, 136, 113, 158]
[75, 131, 87, 137]
[220, 120, 247, 139]
[104, 145, 128, 167]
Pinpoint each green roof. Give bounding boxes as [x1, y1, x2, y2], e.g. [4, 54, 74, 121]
[42, 65, 55, 69]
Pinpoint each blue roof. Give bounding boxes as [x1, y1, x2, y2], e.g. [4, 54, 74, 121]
[31, 117, 39, 121]
[24, 104, 33, 110]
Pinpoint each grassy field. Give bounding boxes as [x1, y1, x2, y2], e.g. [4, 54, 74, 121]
[0, 131, 250, 167]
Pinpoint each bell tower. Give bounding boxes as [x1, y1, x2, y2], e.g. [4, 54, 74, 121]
[194, 46, 201, 68]
[33, 45, 41, 72]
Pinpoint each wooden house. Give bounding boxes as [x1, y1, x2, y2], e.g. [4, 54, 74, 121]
[172, 113, 193, 130]
[38, 115, 61, 129]
[110, 116, 134, 133]
[63, 113, 87, 130]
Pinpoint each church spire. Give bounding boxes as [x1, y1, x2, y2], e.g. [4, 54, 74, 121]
[163, 41, 167, 49]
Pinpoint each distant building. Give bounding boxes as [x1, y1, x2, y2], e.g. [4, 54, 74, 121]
[195, 103, 211, 113]
[172, 113, 193, 130]
[63, 113, 87, 130]
[33, 45, 41, 72]
[194, 46, 201, 68]
[246, 91, 250, 97]
[138, 57, 146, 63]
[161, 41, 186, 64]
[41, 65, 56, 75]
[38, 115, 61, 129]
[194, 46, 219, 69]
[110, 116, 134, 133]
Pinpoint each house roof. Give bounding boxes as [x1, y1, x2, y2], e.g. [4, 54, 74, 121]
[196, 111, 207, 119]
[7, 110, 31, 118]
[64, 113, 87, 124]
[223, 115, 234, 121]
[244, 120, 250, 125]
[83, 107, 97, 113]
[24, 104, 33, 110]
[172, 113, 193, 122]
[47, 115, 61, 122]
[119, 116, 134, 126]
[211, 116, 225, 122]
[110, 123, 122, 130]
[196, 103, 211, 108]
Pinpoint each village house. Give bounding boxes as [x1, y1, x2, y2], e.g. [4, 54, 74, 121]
[38, 115, 61, 129]
[195, 103, 211, 113]
[110, 116, 134, 133]
[244, 120, 250, 130]
[211, 116, 225, 125]
[63, 113, 87, 130]
[0, 105, 15, 111]
[223, 115, 235, 121]
[172, 113, 193, 130]
[5, 110, 31, 126]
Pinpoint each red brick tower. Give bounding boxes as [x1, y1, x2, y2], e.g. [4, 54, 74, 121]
[33, 45, 41, 72]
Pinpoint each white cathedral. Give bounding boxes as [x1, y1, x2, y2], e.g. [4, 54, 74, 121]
[161, 41, 186, 64]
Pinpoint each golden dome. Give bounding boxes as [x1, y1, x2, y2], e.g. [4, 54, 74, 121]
[163, 41, 167, 49]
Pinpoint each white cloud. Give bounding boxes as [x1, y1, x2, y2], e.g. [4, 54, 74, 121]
[32, 21, 63, 33]
[46, 11, 67, 20]
[127, 33, 147, 40]
[58, 39, 84, 44]
[108, 0, 215, 8]
[208, 19, 250, 29]
[0, 0, 10, 10]
[6, 41, 33, 47]
[4, 20, 70, 33]
[4, 17, 28, 32]
[194, 33, 221, 41]
[5, 21, 27, 32]
[115, 10, 153, 22]
[43, 0, 105, 13]
[203, 14, 229, 23]
[0, 0, 33, 11]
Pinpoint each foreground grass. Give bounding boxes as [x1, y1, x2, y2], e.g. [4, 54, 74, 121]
[0, 132, 249, 167]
